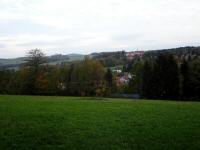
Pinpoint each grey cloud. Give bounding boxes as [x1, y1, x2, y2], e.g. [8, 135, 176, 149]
[16, 41, 57, 47]
[112, 34, 142, 42]
[15, 36, 96, 47]
[0, 19, 62, 36]
[1, 0, 200, 58]
[0, 43, 6, 48]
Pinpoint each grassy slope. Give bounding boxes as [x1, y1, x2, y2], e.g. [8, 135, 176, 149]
[0, 54, 84, 66]
[0, 95, 199, 150]
[47, 54, 84, 65]
[0, 58, 26, 65]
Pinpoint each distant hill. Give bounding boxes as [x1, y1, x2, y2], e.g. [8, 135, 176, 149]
[0, 57, 26, 65]
[0, 46, 200, 70]
[0, 54, 84, 70]
[90, 46, 200, 67]
[144, 46, 200, 60]
[47, 54, 84, 65]
[89, 51, 127, 67]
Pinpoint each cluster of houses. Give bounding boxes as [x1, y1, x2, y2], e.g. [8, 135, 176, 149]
[112, 51, 144, 86]
[114, 72, 132, 87]
[112, 65, 132, 87]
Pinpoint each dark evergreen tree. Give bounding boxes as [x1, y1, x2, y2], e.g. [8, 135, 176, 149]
[105, 68, 113, 87]
[141, 60, 155, 98]
[187, 59, 200, 99]
[153, 54, 180, 99]
[180, 60, 190, 99]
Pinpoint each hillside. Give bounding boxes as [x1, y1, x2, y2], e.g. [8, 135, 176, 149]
[90, 46, 200, 67]
[144, 46, 200, 61]
[1, 46, 200, 70]
[0, 54, 84, 70]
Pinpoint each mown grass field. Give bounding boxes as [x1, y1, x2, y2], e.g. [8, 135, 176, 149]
[0, 95, 199, 150]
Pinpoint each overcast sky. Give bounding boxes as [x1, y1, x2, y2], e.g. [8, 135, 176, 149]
[0, 0, 200, 58]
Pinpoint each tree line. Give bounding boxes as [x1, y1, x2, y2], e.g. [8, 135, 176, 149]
[0, 49, 199, 100]
[127, 53, 200, 100]
[0, 49, 113, 96]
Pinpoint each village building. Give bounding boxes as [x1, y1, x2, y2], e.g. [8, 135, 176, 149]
[126, 51, 145, 60]
[115, 72, 132, 86]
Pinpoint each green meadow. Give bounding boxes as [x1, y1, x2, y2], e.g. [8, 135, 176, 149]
[0, 95, 199, 150]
